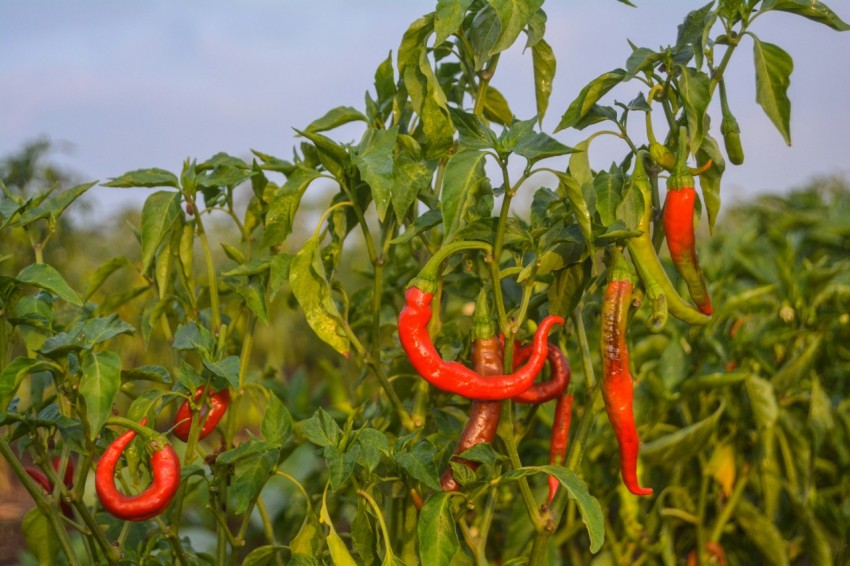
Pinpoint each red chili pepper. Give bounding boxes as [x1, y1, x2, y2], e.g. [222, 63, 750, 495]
[510, 342, 573, 502]
[440, 335, 504, 492]
[398, 286, 564, 400]
[547, 392, 573, 503]
[601, 253, 652, 496]
[663, 127, 712, 315]
[172, 387, 230, 442]
[24, 456, 75, 517]
[95, 419, 181, 521]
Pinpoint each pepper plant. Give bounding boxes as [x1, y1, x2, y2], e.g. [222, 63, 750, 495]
[1, 1, 848, 564]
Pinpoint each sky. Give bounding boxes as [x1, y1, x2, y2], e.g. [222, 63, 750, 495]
[2, 0, 849, 220]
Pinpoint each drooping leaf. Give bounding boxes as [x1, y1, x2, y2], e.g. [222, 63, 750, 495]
[354, 127, 398, 222]
[262, 167, 322, 247]
[531, 38, 556, 126]
[761, 0, 850, 31]
[752, 36, 793, 145]
[488, 0, 545, 56]
[139, 190, 182, 275]
[676, 67, 711, 153]
[418, 492, 460, 565]
[434, 0, 473, 46]
[79, 351, 121, 439]
[262, 394, 293, 447]
[642, 402, 725, 464]
[289, 234, 350, 357]
[697, 132, 725, 234]
[22, 507, 59, 566]
[232, 446, 280, 514]
[16, 263, 82, 306]
[320, 486, 358, 566]
[441, 150, 488, 239]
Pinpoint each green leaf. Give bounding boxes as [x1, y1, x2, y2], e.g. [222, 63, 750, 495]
[203, 356, 241, 389]
[625, 47, 661, 80]
[488, 0, 545, 56]
[594, 164, 625, 227]
[305, 106, 367, 134]
[441, 150, 488, 239]
[554, 171, 593, 256]
[676, 2, 715, 68]
[302, 407, 342, 448]
[450, 108, 499, 150]
[513, 132, 577, 166]
[139, 190, 182, 275]
[354, 428, 389, 473]
[269, 253, 293, 301]
[103, 168, 179, 189]
[79, 351, 121, 439]
[320, 486, 358, 566]
[434, 0, 473, 46]
[16, 263, 82, 306]
[697, 132, 725, 234]
[746, 375, 779, 429]
[548, 260, 591, 319]
[752, 37, 793, 145]
[296, 129, 350, 180]
[677, 67, 711, 153]
[392, 135, 435, 219]
[262, 167, 321, 247]
[0, 357, 53, 406]
[242, 545, 286, 566]
[532, 38, 556, 125]
[481, 86, 513, 126]
[22, 507, 59, 566]
[736, 499, 790, 566]
[642, 402, 725, 465]
[395, 441, 442, 491]
[17, 181, 97, 226]
[555, 69, 625, 132]
[262, 394, 293, 446]
[761, 0, 850, 31]
[391, 209, 442, 244]
[84, 256, 132, 300]
[418, 492, 460, 565]
[354, 127, 398, 222]
[289, 234, 350, 356]
[290, 502, 323, 557]
[233, 280, 269, 324]
[172, 322, 214, 356]
[502, 466, 605, 553]
[232, 447, 280, 514]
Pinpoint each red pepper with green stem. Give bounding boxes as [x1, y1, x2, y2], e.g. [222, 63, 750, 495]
[172, 386, 230, 442]
[601, 249, 652, 496]
[95, 418, 181, 521]
[664, 126, 712, 315]
[625, 150, 710, 327]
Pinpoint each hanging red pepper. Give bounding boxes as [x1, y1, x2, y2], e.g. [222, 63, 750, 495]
[172, 386, 230, 442]
[398, 285, 563, 401]
[663, 127, 712, 315]
[95, 419, 181, 521]
[25, 456, 75, 517]
[601, 250, 652, 496]
[546, 392, 573, 503]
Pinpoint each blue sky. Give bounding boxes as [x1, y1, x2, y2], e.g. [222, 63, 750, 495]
[2, 1, 849, 219]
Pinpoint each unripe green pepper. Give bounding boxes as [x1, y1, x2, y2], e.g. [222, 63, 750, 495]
[720, 80, 744, 165]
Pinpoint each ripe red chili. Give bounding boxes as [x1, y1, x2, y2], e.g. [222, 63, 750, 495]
[440, 336, 504, 492]
[547, 392, 573, 503]
[24, 456, 75, 517]
[663, 127, 712, 315]
[95, 420, 181, 521]
[398, 286, 564, 400]
[172, 387, 230, 442]
[601, 267, 653, 496]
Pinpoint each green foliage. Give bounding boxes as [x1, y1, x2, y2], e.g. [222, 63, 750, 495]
[1, 1, 848, 565]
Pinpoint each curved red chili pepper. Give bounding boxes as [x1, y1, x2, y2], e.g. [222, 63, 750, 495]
[95, 420, 181, 521]
[173, 387, 230, 442]
[398, 286, 564, 401]
[510, 343, 571, 404]
[601, 278, 653, 496]
[440, 336, 503, 492]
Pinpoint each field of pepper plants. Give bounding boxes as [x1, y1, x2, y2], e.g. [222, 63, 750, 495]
[1, 1, 849, 564]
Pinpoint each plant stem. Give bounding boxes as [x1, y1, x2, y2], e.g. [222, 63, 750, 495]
[194, 212, 222, 334]
[0, 436, 81, 566]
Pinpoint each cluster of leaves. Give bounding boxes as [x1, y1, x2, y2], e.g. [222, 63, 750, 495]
[0, 1, 848, 565]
